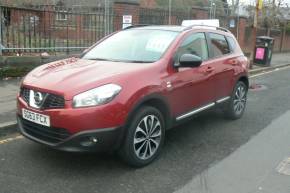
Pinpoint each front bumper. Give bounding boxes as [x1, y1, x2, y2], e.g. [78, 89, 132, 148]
[17, 116, 124, 152]
[17, 95, 127, 134]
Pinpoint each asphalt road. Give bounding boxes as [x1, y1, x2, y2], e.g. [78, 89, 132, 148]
[1, 67, 290, 193]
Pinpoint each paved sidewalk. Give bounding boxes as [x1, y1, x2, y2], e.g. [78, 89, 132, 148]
[175, 110, 290, 193]
[0, 52, 289, 128]
[271, 52, 290, 65]
[0, 79, 20, 127]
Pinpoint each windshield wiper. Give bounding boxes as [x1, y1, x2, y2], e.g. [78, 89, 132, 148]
[125, 60, 154, 63]
[87, 58, 111, 61]
[86, 58, 153, 63]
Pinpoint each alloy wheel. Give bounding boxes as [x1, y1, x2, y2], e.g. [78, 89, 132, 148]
[233, 84, 247, 115]
[133, 115, 162, 160]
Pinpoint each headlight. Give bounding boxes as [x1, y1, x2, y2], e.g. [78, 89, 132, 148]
[73, 84, 122, 108]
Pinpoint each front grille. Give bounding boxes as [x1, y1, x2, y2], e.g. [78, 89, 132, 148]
[20, 87, 30, 104]
[20, 87, 65, 109]
[20, 117, 71, 144]
[43, 94, 65, 109]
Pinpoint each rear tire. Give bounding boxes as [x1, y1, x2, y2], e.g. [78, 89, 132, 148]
[224, 81, 248, 120]
[118, 106, 165, 167]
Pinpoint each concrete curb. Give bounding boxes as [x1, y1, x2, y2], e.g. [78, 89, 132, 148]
[249, 63, 290, 75]
[0, 121, 18, 137]
[0, 121, 17, 129]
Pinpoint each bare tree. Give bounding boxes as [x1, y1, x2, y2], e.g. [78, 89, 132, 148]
[229, 0, 240, 15]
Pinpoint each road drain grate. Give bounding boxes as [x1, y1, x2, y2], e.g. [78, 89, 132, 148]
[249, 84, 267, 91]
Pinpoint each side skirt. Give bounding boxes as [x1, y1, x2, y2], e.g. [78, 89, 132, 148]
[175, 96, 230, 121]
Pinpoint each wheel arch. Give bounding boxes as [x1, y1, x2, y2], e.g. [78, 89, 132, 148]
[238, 75, 249, 88]
[125, 94, 172, 130]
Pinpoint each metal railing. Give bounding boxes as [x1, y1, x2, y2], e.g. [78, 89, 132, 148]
[0, 5, 113, 54]
[1, 4, 289, 55]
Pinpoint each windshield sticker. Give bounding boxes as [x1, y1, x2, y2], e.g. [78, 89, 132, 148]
[146, 35, 175, 53]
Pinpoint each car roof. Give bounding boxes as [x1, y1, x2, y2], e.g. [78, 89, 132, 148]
[128, 25, 187, 32]
[127, 25, 232, 35]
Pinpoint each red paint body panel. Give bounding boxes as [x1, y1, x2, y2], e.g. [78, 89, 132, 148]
[17, 27, 248, 138]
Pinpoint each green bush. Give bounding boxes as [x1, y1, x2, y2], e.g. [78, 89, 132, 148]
[0, 66, 32, 78]
[0, 56, 40, 78]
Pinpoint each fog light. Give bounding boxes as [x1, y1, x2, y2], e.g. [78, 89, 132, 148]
[80, 137, 98, 147]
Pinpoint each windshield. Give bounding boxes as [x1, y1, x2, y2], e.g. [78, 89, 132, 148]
[82, 29, 179, 63]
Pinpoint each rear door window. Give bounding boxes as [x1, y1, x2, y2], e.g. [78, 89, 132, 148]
[208, 33, 231, 58]
[226, 36, 237, 52]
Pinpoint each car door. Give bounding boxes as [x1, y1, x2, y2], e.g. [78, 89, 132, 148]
[165, 32, 217, 118]
[207, 32, 236, 101]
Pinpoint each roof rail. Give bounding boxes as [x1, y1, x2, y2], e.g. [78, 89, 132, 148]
[183, 25, 231, 33]
[123, 24, 150, 30]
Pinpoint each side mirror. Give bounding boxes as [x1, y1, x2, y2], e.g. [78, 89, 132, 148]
[177, 54, 202, 68]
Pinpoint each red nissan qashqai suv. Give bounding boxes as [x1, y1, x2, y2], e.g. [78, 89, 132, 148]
[17, 25, 249, 167]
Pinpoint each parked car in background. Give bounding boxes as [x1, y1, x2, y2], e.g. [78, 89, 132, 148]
[17, 24, 249, 167]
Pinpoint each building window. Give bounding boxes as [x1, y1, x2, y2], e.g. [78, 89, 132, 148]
[56, 11, 68, 21]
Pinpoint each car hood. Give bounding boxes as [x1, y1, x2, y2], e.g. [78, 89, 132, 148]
[23, 58, 152, 100]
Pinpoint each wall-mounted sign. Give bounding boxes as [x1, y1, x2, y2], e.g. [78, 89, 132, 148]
[123, 15, 132, 24]
[229, 19, 235, 28]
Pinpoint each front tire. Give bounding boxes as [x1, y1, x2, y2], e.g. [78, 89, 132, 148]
[224, 81, 248, 120]
[119, 106, 165, 167]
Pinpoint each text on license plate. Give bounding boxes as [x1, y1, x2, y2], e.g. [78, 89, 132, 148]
[22, 108, 50, 127]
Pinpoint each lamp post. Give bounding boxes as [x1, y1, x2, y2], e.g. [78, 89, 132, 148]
[168, 0, 172, 25]
[236, 0, 240, 41]
[251, 0, 262, 69]
[209, 1, 212, 19]
[209, 0, 216, 19]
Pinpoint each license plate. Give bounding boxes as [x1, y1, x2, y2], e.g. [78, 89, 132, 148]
[22, 108, 50, 127]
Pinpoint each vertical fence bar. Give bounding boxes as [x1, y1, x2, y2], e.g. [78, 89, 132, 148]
[48, 10, 51, 53]
[88, 13, 91, 46]
[5, 8, 9, 51]
[33, 13, 36, 52]
[0, 6, 2, 56]
[80, 12, 82, 50]
[97, 9, 101, 40]
[66, 12, 69, 55]
[79, 13, 82, 49]
[17, 9, 20, 54]
[78, 12, 81, 50]
[76, 12, 78, 49]
[39, 10, 42, 52]
[53, 9, 56, 54]
[23, 14, 26, 52]
[28, 13, 32, 49]
[12, 23, 15, 53]
[94, 13, 97, 42]
[43, 9, 46, 52]
[102, 7, 105, 37]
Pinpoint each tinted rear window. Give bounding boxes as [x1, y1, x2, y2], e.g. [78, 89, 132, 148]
[209, 33, 230, 58]
[226, 36, 237, 52]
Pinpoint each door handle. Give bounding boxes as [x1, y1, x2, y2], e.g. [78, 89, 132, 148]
[229, 59, 238, 66]
[205, 66, 215, 73]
